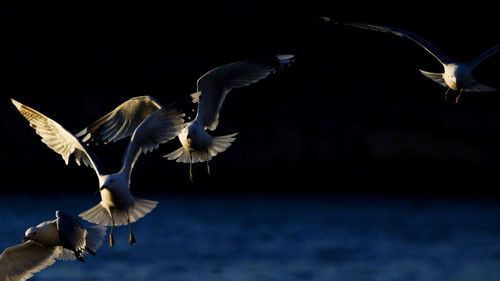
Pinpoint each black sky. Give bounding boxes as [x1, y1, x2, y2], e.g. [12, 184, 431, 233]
[2, 1, 500, 196]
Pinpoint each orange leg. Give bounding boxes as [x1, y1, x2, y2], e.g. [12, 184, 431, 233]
[127, 210, 136, 245]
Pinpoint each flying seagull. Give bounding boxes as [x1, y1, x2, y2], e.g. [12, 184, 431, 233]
[0, 210, 106, 281]
[76, 55, 295, 182]
[345, 23, 500, 102]
[11, 97, 184, 247]
[166, 55, 294, 181]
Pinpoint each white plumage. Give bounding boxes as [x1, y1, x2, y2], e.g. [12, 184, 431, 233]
[0, 211, 106, 281]
[346, 23, 500, 102]
[165, 55, 295, 181]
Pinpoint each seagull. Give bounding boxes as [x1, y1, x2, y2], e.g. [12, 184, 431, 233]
[75, 55, 295, 182]
[0, 210, 106, 281]
[11, 97, 184, 247]
[166, 55, 294, 181]
[345, 23, 500, 102]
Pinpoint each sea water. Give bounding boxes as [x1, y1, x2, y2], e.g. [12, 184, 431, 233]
[1, 193, 499, 281]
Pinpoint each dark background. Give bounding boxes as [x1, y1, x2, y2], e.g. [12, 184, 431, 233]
[2, 1, 500, 196]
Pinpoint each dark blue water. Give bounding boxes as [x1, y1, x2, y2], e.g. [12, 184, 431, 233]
[1, 193, 500, 281]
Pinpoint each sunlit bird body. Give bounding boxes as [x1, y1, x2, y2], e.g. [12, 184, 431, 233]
[346, 23, 500, 102]
[11, 97, 184, 247]
[0, 211, 105, 281]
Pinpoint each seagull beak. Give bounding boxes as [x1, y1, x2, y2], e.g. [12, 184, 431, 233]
[22, 237, 29, 243]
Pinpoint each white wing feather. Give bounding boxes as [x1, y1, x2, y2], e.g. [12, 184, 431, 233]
[0, 241, 58, 281]
[76, 95, 163, 144]
[11, 99, 103, 177]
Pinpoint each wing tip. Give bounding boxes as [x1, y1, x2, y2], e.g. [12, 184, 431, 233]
[11, 98, 23, 110]
[75, 128, 87, 138]
[277, 54, 295, 65]
[81, 133, 91, 143]
[343, 22, 387, 33]
[319, 16, 331, 22]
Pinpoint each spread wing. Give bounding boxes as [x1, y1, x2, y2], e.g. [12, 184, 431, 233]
[11, 99, 103, 177]
[76, 95, 163, 144]
[465, 82, 500, 92]
[121, 106, 185, 181]
[346, 23, 453, 66]
[0, 241, 58, 281]
[418, 69, 447, 87]
[469, 44, 500, 67]
[56, 211, 87, 255]
[195, 55, 294, 131]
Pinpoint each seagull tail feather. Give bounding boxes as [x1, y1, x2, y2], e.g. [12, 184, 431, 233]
[163, 146, 187, 161]
[79, 203, 112, 226]
[163, 132, 237, 164]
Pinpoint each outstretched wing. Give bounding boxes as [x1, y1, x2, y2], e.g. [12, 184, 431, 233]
[121, 106, 185, 181]
[346, 23, 453, 65]
[418, 69, 447, 87]
[76, 95, 163, 145]
[56, 211, 87, 255]
[11, 99, 103, 177]
[0, 241, 58, 281]
[195, 55, 294, 131]
[469, 44, 500, 67]
[465, 82, 499, 92]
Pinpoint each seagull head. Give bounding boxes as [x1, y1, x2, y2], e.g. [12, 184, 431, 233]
[186, 120, 206, 141]
[23, 227, 37, 243]
[185, 122, 212, 148]
[99, 174, 123, 191]
[100, 177, 113, 191]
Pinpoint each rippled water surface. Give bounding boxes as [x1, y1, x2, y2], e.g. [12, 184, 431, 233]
[1, 193, 499, 281]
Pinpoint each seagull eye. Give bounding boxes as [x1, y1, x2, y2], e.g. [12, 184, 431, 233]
[110, 180, 114, 183]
